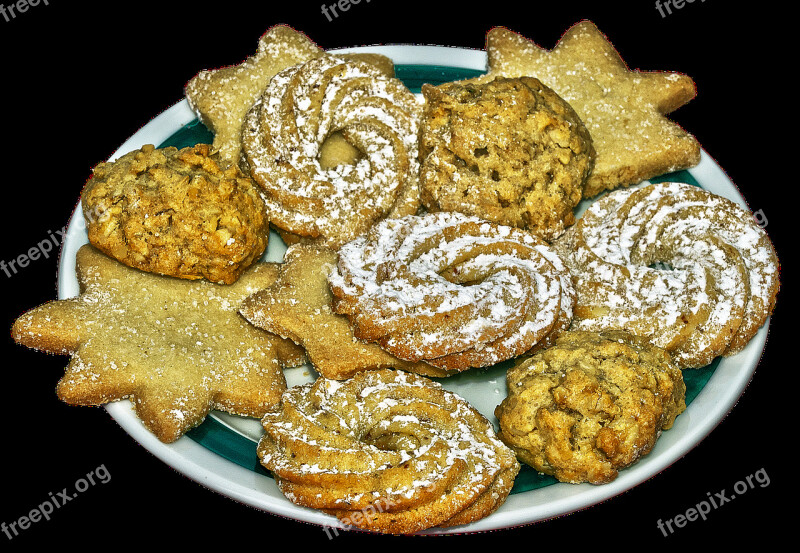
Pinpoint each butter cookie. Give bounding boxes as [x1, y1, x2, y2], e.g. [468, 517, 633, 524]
[328, 211, 575, 371]
[552, 181, 780, 368]
[258, 368, 520, 533]
[241, 54, 422, 249]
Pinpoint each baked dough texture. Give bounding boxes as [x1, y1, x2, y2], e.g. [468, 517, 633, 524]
[81, 144, 268, 284]
[328, 211, 575, 372]
[239, 243, 455, 380]
[479, 21, 701, 198]
[185, 24, 395, 168]
[495, 330, 686, 484]
[242, 54, 422, 249]
[552, 181, 780, 369]
[419, 76, 595, 241]
[257, 368, 520, 534]
[11, 244, 305, 443]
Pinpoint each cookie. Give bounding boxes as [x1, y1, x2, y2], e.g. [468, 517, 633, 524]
[258, 368, 520, 534]
[81, 144, 268, 284]
[495, 330, 686, 484]
[327, 211, 575, 372]
[241, 54, 423, 249]
[552, 181, 780, 368]
[478, 21, 701, 198]
[419, 76, 595, 241]
[238, 243, 454, 380]
[11, 244, 306, 443]
[184, 24, 396, 168]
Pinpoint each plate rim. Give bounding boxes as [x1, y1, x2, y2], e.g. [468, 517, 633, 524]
[54, 44, 770, 535]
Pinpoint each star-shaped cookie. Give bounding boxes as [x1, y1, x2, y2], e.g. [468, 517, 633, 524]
[479, 21, 701, 198]
[185, 25, 324, 167]
[12, 244, 306, 443]
[238, 243, 456, 380]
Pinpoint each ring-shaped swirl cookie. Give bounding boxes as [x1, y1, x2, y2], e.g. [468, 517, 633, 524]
[241, 55, 422, 248]
[257, 369, 520, 534]
[328, 212, 575, 371]
[553, 181, 780, 368]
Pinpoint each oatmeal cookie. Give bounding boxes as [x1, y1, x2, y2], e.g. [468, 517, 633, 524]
[495, 330, 686, 484]
[419, 76, 595, 241]
[81, 144, 268, 284]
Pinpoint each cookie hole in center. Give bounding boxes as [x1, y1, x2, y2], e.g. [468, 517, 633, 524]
[318, 131, 363, 169]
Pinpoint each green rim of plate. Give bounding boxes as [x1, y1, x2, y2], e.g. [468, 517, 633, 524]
[158, 64, 718, 495]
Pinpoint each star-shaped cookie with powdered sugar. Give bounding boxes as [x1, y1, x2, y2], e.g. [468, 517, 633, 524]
[477, 21, 701, 198]
[239, 243, 457, 381]
[12, 244, 305, 443]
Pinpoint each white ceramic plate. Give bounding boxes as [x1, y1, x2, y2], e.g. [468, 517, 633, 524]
[56, 45, 770, 535]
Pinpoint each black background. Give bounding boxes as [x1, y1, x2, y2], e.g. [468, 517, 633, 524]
[1, 0, 791, 548]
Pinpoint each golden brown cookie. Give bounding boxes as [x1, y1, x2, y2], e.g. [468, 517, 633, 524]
[328, 211, 575, 372]
[238, 243, 453, 380]
[11, 244, 305, 443]
[241, 54, 423, 249]
[185, 25, 323, 167]
[258, 368, 520, 534]
[552, 181, 780, 369]
[81, 144, 268, 285]
[419, 76, 595, 241]
[184, 24, 396, 169]
[478, 21, 701, 198]
[495, 330, 686, 484]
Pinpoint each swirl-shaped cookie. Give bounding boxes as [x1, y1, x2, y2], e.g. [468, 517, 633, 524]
[241, 54, 422, 248]
[552, 181, 780, 368]
[328, 212, 575, 371]
[257, 369, 520, 534]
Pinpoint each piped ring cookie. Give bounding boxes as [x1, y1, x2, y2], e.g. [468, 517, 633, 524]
[552, 181, 780, 368]
[241, 54, 423, 248]
[328, 211, 575, 372]
[257, 369, 520, 534]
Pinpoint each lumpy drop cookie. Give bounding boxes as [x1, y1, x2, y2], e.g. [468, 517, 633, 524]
[81, 144, 268, 284]
[495, 329, 686, 484]
[419, 76, 595, 241]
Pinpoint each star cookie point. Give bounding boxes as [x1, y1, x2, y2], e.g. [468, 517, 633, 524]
[12, 244, 304, 443]
[482, 20, 701, 197]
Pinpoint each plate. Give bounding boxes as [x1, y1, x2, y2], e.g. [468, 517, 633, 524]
[56, 45, 770, 534]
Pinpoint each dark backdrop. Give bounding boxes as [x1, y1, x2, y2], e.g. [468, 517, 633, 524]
[1, 0, 789, 547]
